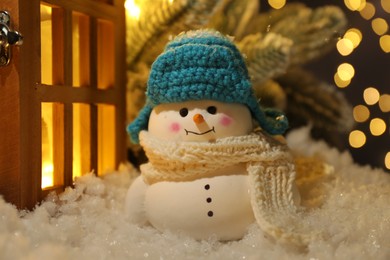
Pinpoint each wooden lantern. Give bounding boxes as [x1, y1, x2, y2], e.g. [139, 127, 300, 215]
[0, 0, 127, 209]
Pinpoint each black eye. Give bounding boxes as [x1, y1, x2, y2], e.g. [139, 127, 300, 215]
[207, 106, 217, 115]
[179, 108, 188, 117]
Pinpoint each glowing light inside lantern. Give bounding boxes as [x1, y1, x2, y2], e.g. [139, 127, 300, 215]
[125, 0, 141, 20]
[42, 163, 54, 188]
[379, 35, 390, 53]
[359, 2, 375, 20]
[371, 18, 388, 36]
[41, 5, 55, 189]
[353, 105, 370, 122]
[73, 104, 91, 179]
[363, 87, 380, 105]
[268, 0, 286, 9]
[369, 118, 386, 136]
[349, 130, 366, 148]
[378, 94, 390, 112]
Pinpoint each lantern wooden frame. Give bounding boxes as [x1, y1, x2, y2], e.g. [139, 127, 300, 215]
[0, 0, 127, 209]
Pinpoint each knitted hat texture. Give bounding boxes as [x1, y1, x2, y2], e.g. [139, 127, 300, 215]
[128, 30, 288, 143]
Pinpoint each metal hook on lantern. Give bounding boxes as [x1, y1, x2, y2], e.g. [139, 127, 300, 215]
[0, 11, 23, 66]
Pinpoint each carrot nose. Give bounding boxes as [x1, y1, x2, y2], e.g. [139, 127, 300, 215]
[193, 113, 205, 124]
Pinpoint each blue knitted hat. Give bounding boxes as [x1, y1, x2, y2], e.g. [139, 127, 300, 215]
[128, 30, 288, 143]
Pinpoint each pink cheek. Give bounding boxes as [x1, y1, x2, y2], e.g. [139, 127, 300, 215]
[169, 122, 181, 133]
[219, 116, 233, 127]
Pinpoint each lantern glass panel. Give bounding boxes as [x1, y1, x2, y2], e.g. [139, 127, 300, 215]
[72, 12, 90, 88]
[42, 103, 65, 189]
[98, 104, 116, 175]
[97, 20, 115, 90]
[41, 4, 53, 85]
[73, 103, 91, 178]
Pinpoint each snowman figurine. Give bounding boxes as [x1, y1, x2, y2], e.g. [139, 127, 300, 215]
[126, 30, 302, 243]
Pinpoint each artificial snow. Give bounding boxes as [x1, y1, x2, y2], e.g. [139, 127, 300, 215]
[1, 127, 389, 260]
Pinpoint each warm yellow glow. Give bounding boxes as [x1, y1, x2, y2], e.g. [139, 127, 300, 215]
[337, 63, 355, 81]
[385, 152, 390, 170]
[40, 4, 52, 21]
[72, 15, 81, 87]
[381, 0, 390, 13]
[41, 5, 55, 189]
[344, 0, 366, 11]
[334, 72, 351, 88]
[378, 94, 390, 112]
[379, 35, 390, 53]
[344, 28, 362, 48]
[363, 87, 380, 105]
[268, 0, 286, 9]
[359, 2, 375, 20]
[98, 105, 116, 175]
[349, 130, 366, 148]
[353, 105, 370, 122]
[125, 0, 141, 20]
[371, 18, 388, 36]
[41, 5, 53, 85]
[73, 104, 91, 179]
[369, 118, 386, 136]
[42, 103, 59, 189]
[337, 38, 354, 56]
[42, 163, 54, 188]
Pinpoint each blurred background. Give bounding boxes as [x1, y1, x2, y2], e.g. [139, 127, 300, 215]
[281, 0, 389, 171]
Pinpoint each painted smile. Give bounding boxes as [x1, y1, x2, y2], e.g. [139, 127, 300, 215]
[185, 127, 215, 135]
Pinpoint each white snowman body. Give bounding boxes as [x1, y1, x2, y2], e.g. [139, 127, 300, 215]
[125, 100, 256, 240]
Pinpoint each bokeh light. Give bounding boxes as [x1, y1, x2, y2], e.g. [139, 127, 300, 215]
[125, 0, 141, 20]
[363, 87, 380, 105]
[268, 0, 286, 9]
[379, 35, 390, 53]
[349, 130, 367, 148]
[337, 63, 355, 81]
[371, 18, 389, 36]
[344, 28, 363, 48]
[378, 94, 390, 112]
[381, 0, 390, 13]
[337, 38, 354, 56]
[359, 2, 376, 20]
[369, 118, 386, 136]
[385, 152, 390, 170]
[337, 28, 363, 56]
[334, 72, 351, 88]
[353, 105, 370, 122]
[344, 0, 366, 11]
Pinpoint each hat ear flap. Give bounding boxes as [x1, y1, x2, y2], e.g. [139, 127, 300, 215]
[262, 108, 289, 135]
[127, 105, 153, 144]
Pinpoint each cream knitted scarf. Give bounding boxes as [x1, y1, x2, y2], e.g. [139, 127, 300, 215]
[139, 130, 319, 247]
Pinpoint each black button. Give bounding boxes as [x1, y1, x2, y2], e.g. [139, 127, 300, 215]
[206, 198, 212, 203]
[204, 184, 210, 190]
[207, 211, 214, 217]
